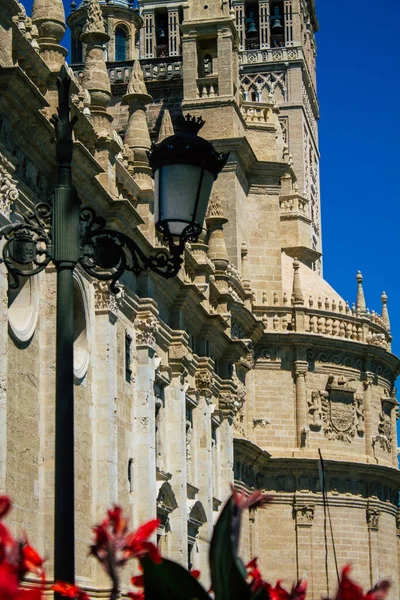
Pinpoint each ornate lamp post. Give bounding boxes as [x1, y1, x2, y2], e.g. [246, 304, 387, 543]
[0, 67, 227, 593]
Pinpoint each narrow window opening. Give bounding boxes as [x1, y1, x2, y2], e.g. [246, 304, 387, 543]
[270, 1, 285, 47]
[115, 27, 127, 61]
[125, 333, 132, 383]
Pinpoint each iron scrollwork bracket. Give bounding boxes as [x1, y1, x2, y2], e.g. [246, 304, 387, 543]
[0, 202, 53, 289]
[0, 202, 186, 292]
[78, 206, 185, 292]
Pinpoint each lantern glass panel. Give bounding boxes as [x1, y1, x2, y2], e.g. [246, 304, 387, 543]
[155, 164, 214, 236]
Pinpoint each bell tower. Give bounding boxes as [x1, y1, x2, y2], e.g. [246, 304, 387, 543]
[235, 0, 321, 270]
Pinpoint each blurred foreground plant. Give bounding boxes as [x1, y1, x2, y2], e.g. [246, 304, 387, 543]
[0, 492, 391, 600]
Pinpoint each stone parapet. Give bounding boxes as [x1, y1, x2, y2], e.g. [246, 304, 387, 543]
[254, 303, 392, 349]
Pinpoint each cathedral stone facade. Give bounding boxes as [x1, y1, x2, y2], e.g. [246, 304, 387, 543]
[0, 0, 399, 597]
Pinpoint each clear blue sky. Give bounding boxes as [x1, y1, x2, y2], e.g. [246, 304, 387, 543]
[22, 1, 400, 357]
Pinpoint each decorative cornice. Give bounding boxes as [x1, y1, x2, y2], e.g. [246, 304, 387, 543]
[135, 314, 159, 348]
[366, 508, 380, 531]
[93, 280, 123, 316]
[293, 503, 315, 527]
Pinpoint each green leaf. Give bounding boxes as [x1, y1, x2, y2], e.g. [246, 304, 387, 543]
[141, 555, 212, 600]
[209, 496, 253, 600]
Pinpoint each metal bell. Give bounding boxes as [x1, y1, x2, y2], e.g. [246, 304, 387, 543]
[271, 7, 283, 31]
[157, 24, 166, 39]
[246, 11, 257, 34]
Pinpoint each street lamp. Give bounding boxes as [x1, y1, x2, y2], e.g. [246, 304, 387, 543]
[0, 66, 227, 594]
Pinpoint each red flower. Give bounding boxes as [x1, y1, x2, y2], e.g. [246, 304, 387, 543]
[332, 566, 390, 600]
[190, 570, 201, 580]
[17, 535, 44, 580]
[0, 562, 19, 600]
[246, 558, 265, 592]
[90, 506, 162, 584]
[131, 575, 144, 587]
[232, 488, 272, 511]
[127, 592, 145, 600]
[52, 582, 90, 600]
[124, 520, 161, 564]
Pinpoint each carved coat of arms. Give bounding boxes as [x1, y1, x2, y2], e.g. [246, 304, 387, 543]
[309, 375, 364, 444]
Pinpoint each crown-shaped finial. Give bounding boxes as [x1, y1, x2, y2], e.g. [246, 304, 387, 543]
[179, 114, 205, 135]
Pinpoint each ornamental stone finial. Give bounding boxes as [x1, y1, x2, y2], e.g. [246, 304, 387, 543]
[122, 62, 152, 176]
[158, 109, 174, 143]
[292, 258, 304, 306]
[32, 0, 66, 44]
[125, 60, 151, 101]
[80, 0, 111, 120]
[381, 291, 390, 331]
[205, 195, 228, 272]
[356, 270, 366, 315]
[81, 0, 107, 38]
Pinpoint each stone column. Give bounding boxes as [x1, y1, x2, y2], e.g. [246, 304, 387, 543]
[0, 259, 8, 493]
[234, 2, 245, 50]
[294, 361, 308, 448]
[195, 368, 214, 585]
[141, 11, 156, 58]
[218, 413, 234, 501]
[133, 314, 158, 526]
[391, 392, 398, 467]
[367, 507, 380, 588]
[168, 9, 181, 56]
[165, 372, 188, 565]
[259, 1, 270, 48]
[294, 503, 315, 582]
[182, 33, 198, 100]
[363, 373, 374, 457]
[217, 28, 234, 97]
[284, 0, 294, 45]
[91, 282, 120, 510]
[36, 270, 57, 569]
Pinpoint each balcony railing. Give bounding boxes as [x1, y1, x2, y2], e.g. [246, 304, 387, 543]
[196, 77, 219, 99]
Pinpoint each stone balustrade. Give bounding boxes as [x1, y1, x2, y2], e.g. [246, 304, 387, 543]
[239, 46, 302, 66]
[256, 305, 391, 350]
[196, 76, 219, 99]
[240, 102, 271, 125]
[141, 57, 183, 81]
[280, 195, 309, 218]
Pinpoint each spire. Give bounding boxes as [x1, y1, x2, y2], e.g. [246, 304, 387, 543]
[205, 196, 229, 272]
[82, 0, 106, 37]
[356, 271, 366, 315]
[126, 60, 149, 98]
[292, 258, 304, 306]
[381, 292, 390, 330]
[122, 61, 152, 179]
[80, 0, 111, 131]
[158, 110, 174, 143]
[32, 0, 66, 44]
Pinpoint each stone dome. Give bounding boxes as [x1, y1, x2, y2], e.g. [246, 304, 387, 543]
[281, 251, 345, 305]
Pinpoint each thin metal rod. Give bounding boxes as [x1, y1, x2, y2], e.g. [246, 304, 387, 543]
[54, 263, 75, 590]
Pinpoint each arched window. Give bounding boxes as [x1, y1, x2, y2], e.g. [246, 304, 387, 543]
[115, 27, 127, 61]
